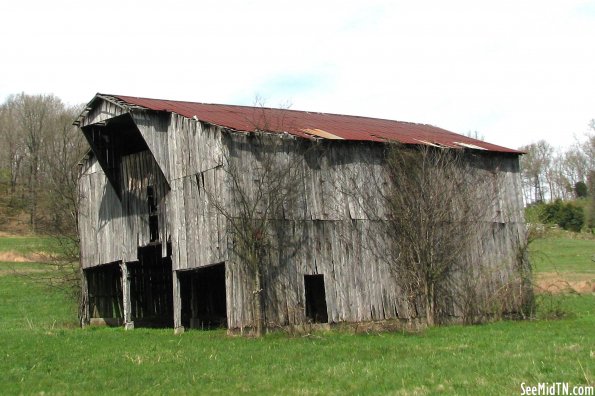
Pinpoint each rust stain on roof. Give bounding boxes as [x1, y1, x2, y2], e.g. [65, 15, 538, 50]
[92, 94, 521, 154]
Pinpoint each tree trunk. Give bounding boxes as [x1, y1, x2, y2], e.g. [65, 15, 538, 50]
[30, 189, 37, 232]
[254, 265, 264, 337]
[29, 166, 38, 232]
[10, 156, 21, 194]
[425, 282, 435, 327]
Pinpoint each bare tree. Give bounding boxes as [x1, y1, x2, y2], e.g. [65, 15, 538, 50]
[0, 93, 86, 235]
[465, 130, 485, 140]
[549, 154, 572, 201]
[196, 91, 314, 338]
[38, 103, 88, 297]
[12, 93, 64, 231]
[520, 140, 553, 203]
[206, 132, 307, 336]
[0, 98, 25, 195]
[344, 144, 501, 326]
[384, 146, 497, 325]
[41, 104, 86, 236]
[577, 128, 595, 178]
[519, 130, 594, 205]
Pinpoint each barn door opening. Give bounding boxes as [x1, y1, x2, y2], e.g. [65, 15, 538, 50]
[128, 244, 173, 328]
[85, 262, 123, 326]
[179, 263, 227, 329]
[304, 274, 328, 323]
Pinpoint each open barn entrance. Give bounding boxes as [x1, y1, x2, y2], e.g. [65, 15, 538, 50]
[128, 244, 173, 328]
[304, 274, 328, 323]
[85, 262, 123, 326]
[179, 263, 227, 329]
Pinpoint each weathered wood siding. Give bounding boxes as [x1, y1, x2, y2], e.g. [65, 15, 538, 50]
[120, 150, 169, 252]
[169, 168, 227, 271]
[79, 150, 169, 267]
[79, 98, 127, 128]
[79, 154, 128, 268]
[226, 220, 412, 328]
[167, 114, 223, 181]
[131, 112, 171, 182]
[220, 134, 527, 329]
[163, 114, 227, 274]
[78, 97, 172, 267]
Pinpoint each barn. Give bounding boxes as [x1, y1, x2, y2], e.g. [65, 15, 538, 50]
[75, 94, 530, 333]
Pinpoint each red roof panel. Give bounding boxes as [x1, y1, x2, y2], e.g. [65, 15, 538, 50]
[110, 94, 520, 154]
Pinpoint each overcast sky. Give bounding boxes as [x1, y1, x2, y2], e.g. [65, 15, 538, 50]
[1, 0, 594, 150]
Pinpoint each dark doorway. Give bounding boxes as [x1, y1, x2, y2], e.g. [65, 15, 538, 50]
[147, 185, 159, 242]
[85, 262, 123, 325]
[304, 274, 328, 323]
[128, 244, 173, 327]
[179, 263, 227, 329]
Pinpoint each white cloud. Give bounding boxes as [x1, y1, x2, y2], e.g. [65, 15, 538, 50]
[1, 0, 594, 149]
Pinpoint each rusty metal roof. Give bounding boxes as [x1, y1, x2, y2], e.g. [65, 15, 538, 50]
[107, 94, 520, 154]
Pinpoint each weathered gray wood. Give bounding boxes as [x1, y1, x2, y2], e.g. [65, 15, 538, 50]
[79, 154, 127, 267]
[120, 261, 133, 329]
[79, 149, 170, 268]
[131, 112, 172, 182]
[172, 271, 183, 332]
[79, 98, 127, 128]
[167, 114, 223, 181]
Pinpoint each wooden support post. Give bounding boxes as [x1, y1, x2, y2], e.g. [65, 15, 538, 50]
[120, 261, 134, 330]
[80, 267, 90, 327]
[173, 270, 184, 334]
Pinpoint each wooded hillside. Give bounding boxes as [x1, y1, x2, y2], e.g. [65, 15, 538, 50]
[0, 94, 87, 236]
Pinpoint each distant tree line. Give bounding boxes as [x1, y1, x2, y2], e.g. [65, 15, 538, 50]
[519, 125, 595, 231]
[519, 132, 594, 203]
[0, 93, 87, 236]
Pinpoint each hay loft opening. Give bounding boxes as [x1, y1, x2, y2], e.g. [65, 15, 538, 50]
[81, 113, 149, 198]
[179, 263, 227, 329]
[304, 274, 328, 323]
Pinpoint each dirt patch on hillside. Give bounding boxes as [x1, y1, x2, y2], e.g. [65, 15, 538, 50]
[0, 251, 46, 262]
[535, 272, 594, 294]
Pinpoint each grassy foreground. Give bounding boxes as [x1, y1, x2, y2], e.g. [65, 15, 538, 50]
[0, 235, 594, 395]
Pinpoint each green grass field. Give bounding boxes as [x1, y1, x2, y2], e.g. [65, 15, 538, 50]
[531, 237, 594, 274]
[0, 235, 593, 395]
[0, 235, 59, 255]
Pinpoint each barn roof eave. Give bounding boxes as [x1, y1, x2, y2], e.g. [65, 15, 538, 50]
[73, 93, 149, 127]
